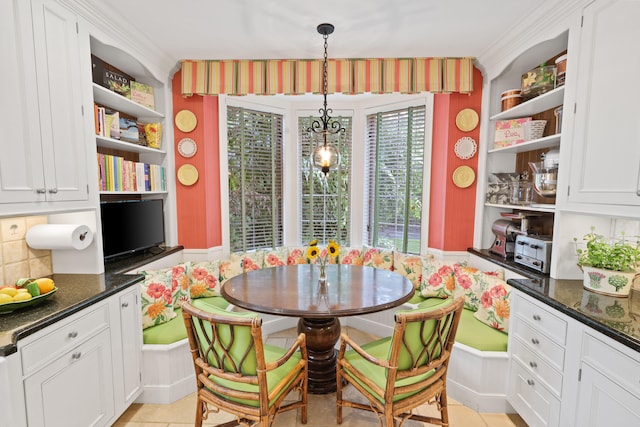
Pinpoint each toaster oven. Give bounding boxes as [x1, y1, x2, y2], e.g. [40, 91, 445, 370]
[514, 235, 552, 274]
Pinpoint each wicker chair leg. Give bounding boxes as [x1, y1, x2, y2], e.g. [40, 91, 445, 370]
[194, 397, 204, 427]
[336, 373, 343, 424]
[440, 391, 450, 427]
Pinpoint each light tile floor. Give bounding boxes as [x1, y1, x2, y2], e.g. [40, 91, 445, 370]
[114, 327, 528, 427]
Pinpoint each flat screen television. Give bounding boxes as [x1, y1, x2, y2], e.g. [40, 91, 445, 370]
[100, 199, 165, 261]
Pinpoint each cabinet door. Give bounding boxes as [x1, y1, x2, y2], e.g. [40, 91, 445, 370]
[0, 0, 47, 203]
[31, 0, 88, 202]
[23, 329, 115, 427]
[568, 0, 640, 206]
[119, 288, 142, 405]
[575, 363, 640, 426]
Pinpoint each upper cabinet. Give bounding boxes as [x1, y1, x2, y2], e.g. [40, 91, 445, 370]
[0, 0, 88, 207]
[567, 0, 640, 208]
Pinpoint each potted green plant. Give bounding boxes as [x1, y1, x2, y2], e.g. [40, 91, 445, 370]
[575, 228, 640, 297]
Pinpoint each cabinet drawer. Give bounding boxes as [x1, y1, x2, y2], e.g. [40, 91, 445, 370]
[511, 336, 563, 397]
[21, 304, 109, 376]
[582, 332, 640, 396]
[509, 359, 561, 427]
[514, 295, 567, 345]
[511, 316, 565, 371]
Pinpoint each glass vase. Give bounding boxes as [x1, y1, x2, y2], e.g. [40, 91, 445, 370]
[318, 261, 327, 285]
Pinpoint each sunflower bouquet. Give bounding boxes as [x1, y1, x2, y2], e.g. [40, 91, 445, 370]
[306, 239, 340, 280]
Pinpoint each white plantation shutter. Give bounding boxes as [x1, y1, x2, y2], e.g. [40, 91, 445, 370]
[299, 116, 352, 246]
[365, 106, 425, 253]
[227, 106, 283, 252]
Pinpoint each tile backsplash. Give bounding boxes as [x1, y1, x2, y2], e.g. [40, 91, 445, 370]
[0, 216, 52, 287]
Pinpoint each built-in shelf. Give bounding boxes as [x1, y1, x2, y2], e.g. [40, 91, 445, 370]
[490, 86, 565, 121]
[99, 191, 168, 195]
[485, 203, 556, 213]
[96, 135, 166, 155]
[92, 83, 164, 120]
[488, 134, 561, 154]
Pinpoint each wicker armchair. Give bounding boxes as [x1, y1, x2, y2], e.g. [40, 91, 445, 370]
[336, 297, 465, 427]
[181, 302, 308, 427]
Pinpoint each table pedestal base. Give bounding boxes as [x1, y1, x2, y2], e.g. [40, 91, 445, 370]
[297, 317, 341, 394]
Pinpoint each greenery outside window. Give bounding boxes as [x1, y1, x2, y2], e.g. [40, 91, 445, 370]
[227, 106, 283, 252]
[365, 106, 426, 253]
[299, 115, 352, 245]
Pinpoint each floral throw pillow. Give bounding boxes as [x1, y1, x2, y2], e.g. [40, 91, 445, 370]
[420, 259, 456, 299]
[263, 247, 288, 268]
[189, 260, 221, 299]
[474, 278, 511, 332]
[140, 269, 175, 329]
[362, 246, 394, 270]
[287, 247, 308, 265]
[219, 253, 244, 284]
[393, 252, 423, 289]
[242, 250, 264, 272]
[451, 264, 500, 312]
[339, 247, 364, 266]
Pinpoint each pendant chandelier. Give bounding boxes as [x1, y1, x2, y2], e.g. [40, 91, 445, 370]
[309, 23, 344, 176]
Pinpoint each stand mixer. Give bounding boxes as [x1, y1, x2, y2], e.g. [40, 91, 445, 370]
[529, 149, 560, 199]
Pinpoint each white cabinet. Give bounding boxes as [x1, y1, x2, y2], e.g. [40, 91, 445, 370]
[567, 0, 640, 207]
[0, 0, 88, 205]
[575, 331, 640, 426]
[113, 286, 143, 410]
[507, 291, 568, 427]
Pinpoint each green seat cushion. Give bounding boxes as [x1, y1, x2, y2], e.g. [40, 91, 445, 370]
[143, 297, 231, 345]
[143, 309, 188, 344]
[407, 290, 428, 304]
[454, 308, 508, 352]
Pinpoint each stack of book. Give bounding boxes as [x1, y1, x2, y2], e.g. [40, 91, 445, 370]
[94, 103, 142, 145]
[97, 153, 166, 192]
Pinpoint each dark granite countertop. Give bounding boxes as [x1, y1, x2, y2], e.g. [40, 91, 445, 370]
[0, 246, 183, 357]
[468, 248, 640, 353]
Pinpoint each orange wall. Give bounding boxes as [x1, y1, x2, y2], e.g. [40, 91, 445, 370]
[172, 69, 221, 249]
[429, 67, 483, 251]
[172, 67, 483, 251]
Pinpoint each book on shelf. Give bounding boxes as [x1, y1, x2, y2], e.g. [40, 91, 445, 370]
[97, 153, 165, 193]
[91, 54, 134, 99]
[119, 112, 138, 143]
[130, 81, 155, 110]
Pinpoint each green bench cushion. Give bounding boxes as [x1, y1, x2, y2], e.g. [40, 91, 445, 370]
[142, 297, 230, 345]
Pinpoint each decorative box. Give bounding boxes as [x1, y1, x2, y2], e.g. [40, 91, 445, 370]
[494, 117, 532, 148]
[131, 81, 155, 110]
[521, 65, 556, 100]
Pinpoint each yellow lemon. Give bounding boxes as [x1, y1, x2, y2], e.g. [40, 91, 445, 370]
[16, 288, 30, 293]
[0, 287, 18, 297]
[12, 292, 32, 302]
[0, 294, 13, 304]
[35, 278, 55, 294]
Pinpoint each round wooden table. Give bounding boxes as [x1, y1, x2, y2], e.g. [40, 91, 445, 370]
[221, 264, 414, 394]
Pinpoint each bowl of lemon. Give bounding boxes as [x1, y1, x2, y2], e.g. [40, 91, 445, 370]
[0, 278, 57, 313]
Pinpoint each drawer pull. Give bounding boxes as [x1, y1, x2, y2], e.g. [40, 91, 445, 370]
[529, 361, 538, 368]
[121, 302, 129, 308]
[71, 352, 82, 360]
[531, 338, 540, 345]
[532, 314, 541, 321]
[68, 331, 79, 339]
[527, 379, 535, 386]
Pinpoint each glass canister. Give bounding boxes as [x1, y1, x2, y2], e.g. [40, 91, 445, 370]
[508, 180, 533, 205]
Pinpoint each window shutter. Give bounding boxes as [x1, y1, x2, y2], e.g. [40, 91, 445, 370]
[298, 116, 352, 245]
[365, 106, 425, 253]
[227, 106, 283, 252]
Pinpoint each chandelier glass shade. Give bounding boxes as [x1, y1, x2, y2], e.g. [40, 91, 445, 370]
[309, 23, 344, 176]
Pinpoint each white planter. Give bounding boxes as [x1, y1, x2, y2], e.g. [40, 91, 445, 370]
[581, 266, 637, 297]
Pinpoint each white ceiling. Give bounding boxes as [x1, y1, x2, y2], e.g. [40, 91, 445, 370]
[86, 0, 544, 64]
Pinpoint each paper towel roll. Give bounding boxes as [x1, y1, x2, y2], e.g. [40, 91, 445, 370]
[26, 224, 94, 250]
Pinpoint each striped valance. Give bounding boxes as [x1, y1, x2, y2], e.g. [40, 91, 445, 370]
[180, 57, 474, 96]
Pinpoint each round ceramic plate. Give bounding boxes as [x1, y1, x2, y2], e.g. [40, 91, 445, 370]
[454, 137, 477, 159]
[0, 288, 57, 314]
[452, 165, 475, 188]
[177, 138, 197, 158]
[175, 110, 197, 133]
[455, 108, 479, 132]
[177, 164, 199, 186]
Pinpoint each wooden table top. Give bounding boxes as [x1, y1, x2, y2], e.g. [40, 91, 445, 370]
[221, 264, 415, 318]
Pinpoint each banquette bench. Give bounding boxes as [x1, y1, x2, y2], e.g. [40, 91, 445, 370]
[133, 246, 514, 412]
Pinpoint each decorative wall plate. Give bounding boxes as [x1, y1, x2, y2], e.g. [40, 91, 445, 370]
[177, 164, 199, 186]
[452, 165, 475, 188]
[455, 108, 479, 132]
[177, 138, 197, 158]
[175, 110, 197, 133]
[454, 136, 477, 159]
